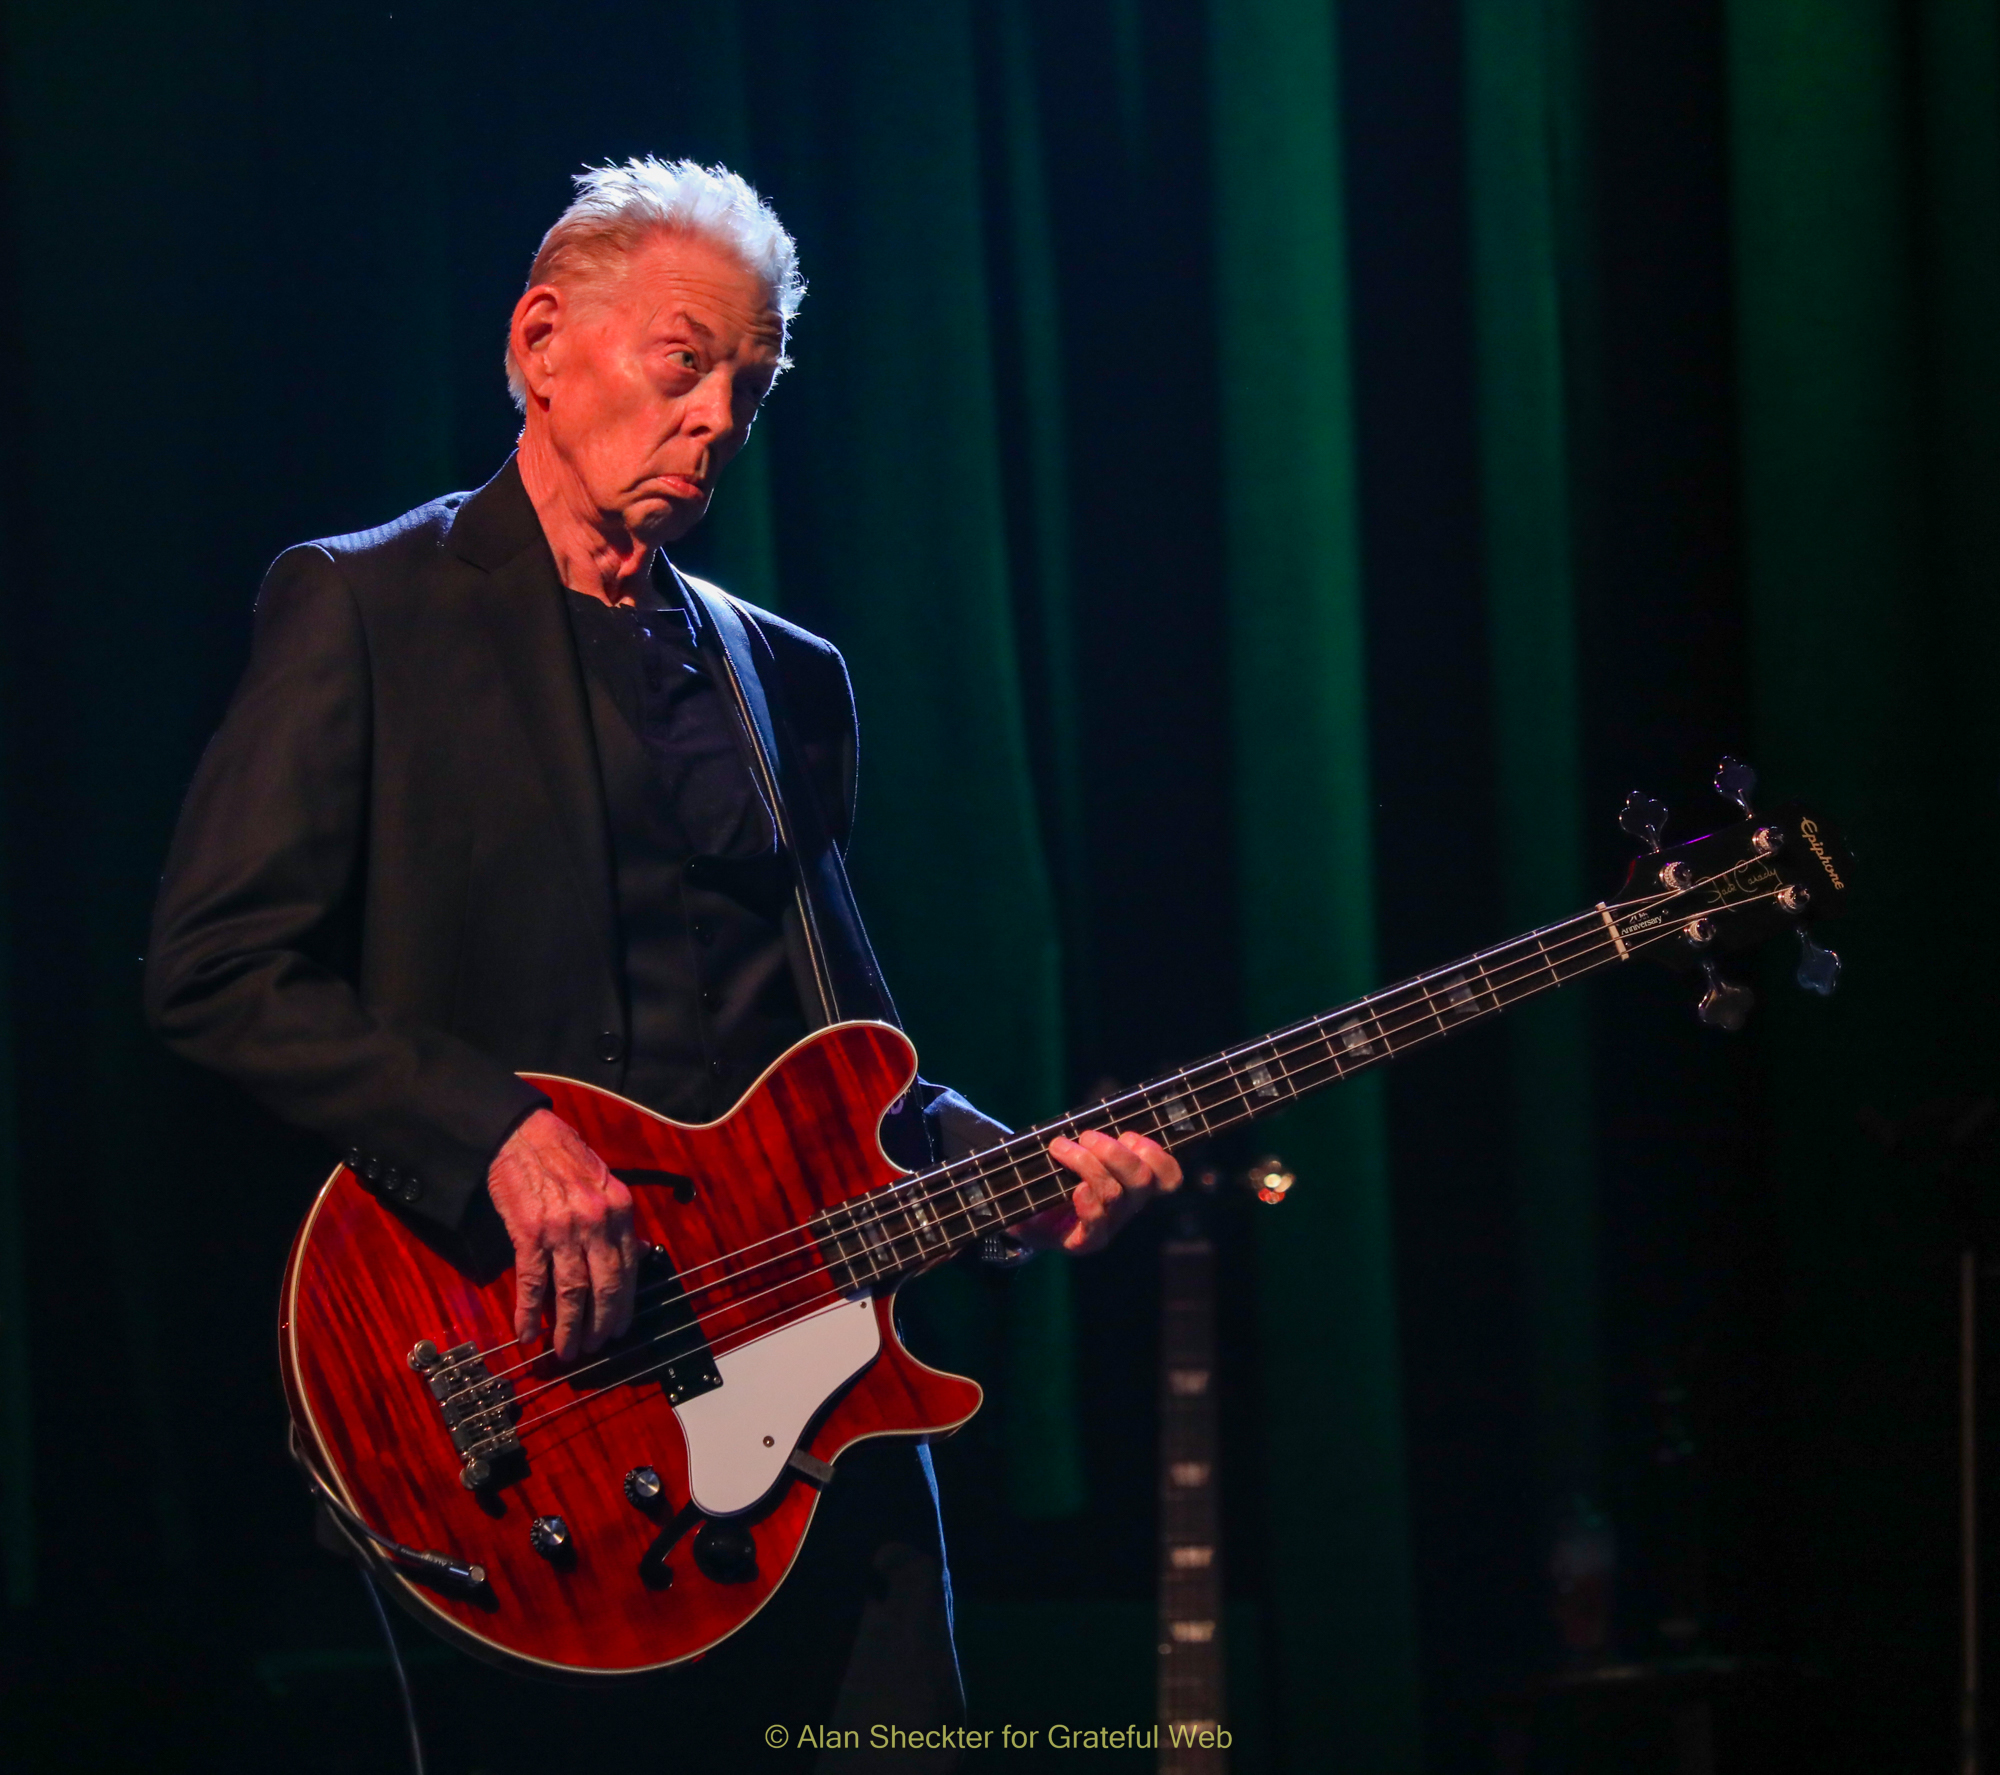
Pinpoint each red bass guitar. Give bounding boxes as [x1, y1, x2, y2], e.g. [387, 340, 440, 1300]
[280, 762, 1847, 1678]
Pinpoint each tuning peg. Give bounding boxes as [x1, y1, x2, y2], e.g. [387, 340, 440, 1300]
[1795, 929, 1841, 997]
[1695, 961, 1754, 1032]
[1713, 756, 1757, 818]
[1618, 791, 1669, 853]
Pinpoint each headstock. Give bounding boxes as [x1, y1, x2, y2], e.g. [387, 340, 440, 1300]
[1604, 758, 1852, 1030]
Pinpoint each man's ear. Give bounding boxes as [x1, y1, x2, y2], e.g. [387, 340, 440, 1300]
[509, 284, 566, 403]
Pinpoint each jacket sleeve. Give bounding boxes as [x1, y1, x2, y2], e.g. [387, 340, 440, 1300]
[920, 1083, 1012, 1162]
[915, 1082, 1041, 1267]
[143, 544, 546, 1226]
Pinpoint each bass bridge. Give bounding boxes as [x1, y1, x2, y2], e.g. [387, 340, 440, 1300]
[408, 1339, 520, 1489]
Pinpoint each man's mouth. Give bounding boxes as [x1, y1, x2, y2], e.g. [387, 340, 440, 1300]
[659, 474, 706, 500]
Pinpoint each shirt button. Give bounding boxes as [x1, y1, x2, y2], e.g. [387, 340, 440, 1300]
[691, 921, 713, 947]
[701, 989, 720, 1010]
[596, 1031, 624, 1064]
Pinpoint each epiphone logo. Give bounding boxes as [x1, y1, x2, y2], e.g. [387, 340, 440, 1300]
[1799, 818, 1846, 892]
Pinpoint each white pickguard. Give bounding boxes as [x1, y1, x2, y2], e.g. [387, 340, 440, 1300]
[672, 1294, 880, 1516]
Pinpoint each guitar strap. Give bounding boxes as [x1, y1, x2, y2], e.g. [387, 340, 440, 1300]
[673, 568, 903, 1034]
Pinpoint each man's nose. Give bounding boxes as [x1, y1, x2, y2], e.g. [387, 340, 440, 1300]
[685, 368, 740, 440]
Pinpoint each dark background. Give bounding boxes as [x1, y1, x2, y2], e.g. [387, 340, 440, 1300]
[1, 2, 1994, 1771]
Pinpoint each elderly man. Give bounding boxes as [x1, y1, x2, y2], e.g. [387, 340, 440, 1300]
[146, 159, 1176, 1757]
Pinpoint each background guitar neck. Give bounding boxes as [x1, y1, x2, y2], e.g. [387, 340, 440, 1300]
[1159, 1219, 1228, 1771]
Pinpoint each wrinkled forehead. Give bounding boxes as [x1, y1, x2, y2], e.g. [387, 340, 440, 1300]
[600, 232, 786, 354]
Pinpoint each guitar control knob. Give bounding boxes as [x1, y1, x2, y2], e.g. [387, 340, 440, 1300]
[692, 1519, 758, 1584]
[624, 1466, 663, 1506]
[529, 1515, 570, 1558]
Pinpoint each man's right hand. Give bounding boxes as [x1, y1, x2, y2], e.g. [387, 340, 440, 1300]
[486, 1108, 637, 1362]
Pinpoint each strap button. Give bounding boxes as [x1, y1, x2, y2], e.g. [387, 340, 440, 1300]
[596, 1031, 624, 1064]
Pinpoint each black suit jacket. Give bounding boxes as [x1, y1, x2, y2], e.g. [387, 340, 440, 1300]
[145, 459, 913, 1229]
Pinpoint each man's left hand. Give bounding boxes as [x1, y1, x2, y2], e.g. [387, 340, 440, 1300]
[1017, 1130, 1183, 1255]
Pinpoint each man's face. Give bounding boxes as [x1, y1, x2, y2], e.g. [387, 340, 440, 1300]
[525, 233, 784, 543]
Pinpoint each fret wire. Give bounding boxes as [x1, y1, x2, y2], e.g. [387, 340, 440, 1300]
[1319, 1021, 1347, 1083]
[1162, 927, 1619, 1148]
[936, 1180, 973, 1249]
[1422, 975, 1450, 1036]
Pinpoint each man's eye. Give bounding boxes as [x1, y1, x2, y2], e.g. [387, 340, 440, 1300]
[670, 349, 699, 371]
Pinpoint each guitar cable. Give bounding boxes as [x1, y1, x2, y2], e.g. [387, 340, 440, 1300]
[361, 1566, 428, 1775]
[287, 1422, 488, 1592]
[287, 1425, 455, 1775]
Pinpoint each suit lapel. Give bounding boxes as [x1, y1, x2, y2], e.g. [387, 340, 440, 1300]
[453, 460, 621, 1001]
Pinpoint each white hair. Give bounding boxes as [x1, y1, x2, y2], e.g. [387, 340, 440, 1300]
[505, 156, 805, 410]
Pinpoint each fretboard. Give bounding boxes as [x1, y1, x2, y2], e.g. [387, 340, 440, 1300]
[816, 899, 1632, 1290]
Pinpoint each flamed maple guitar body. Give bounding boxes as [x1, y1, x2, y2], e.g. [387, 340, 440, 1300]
[280, 1021, 981, 1680]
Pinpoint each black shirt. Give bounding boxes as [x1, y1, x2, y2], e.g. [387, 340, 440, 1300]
[563, 567, 810, 1123]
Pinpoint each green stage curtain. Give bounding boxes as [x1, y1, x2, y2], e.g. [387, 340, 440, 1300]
[751, 0, 1087, 1521]
[1462, 0, 1603, 1523]
[0, 822, 27, 1608]
[1210, 0, 1424, 1765]
[1728, 0, 2000, 1731]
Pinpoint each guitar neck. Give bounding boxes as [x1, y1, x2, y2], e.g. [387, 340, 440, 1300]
[814, 898, 1633, 1287]
[1159, 1229, 1227, 1767]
